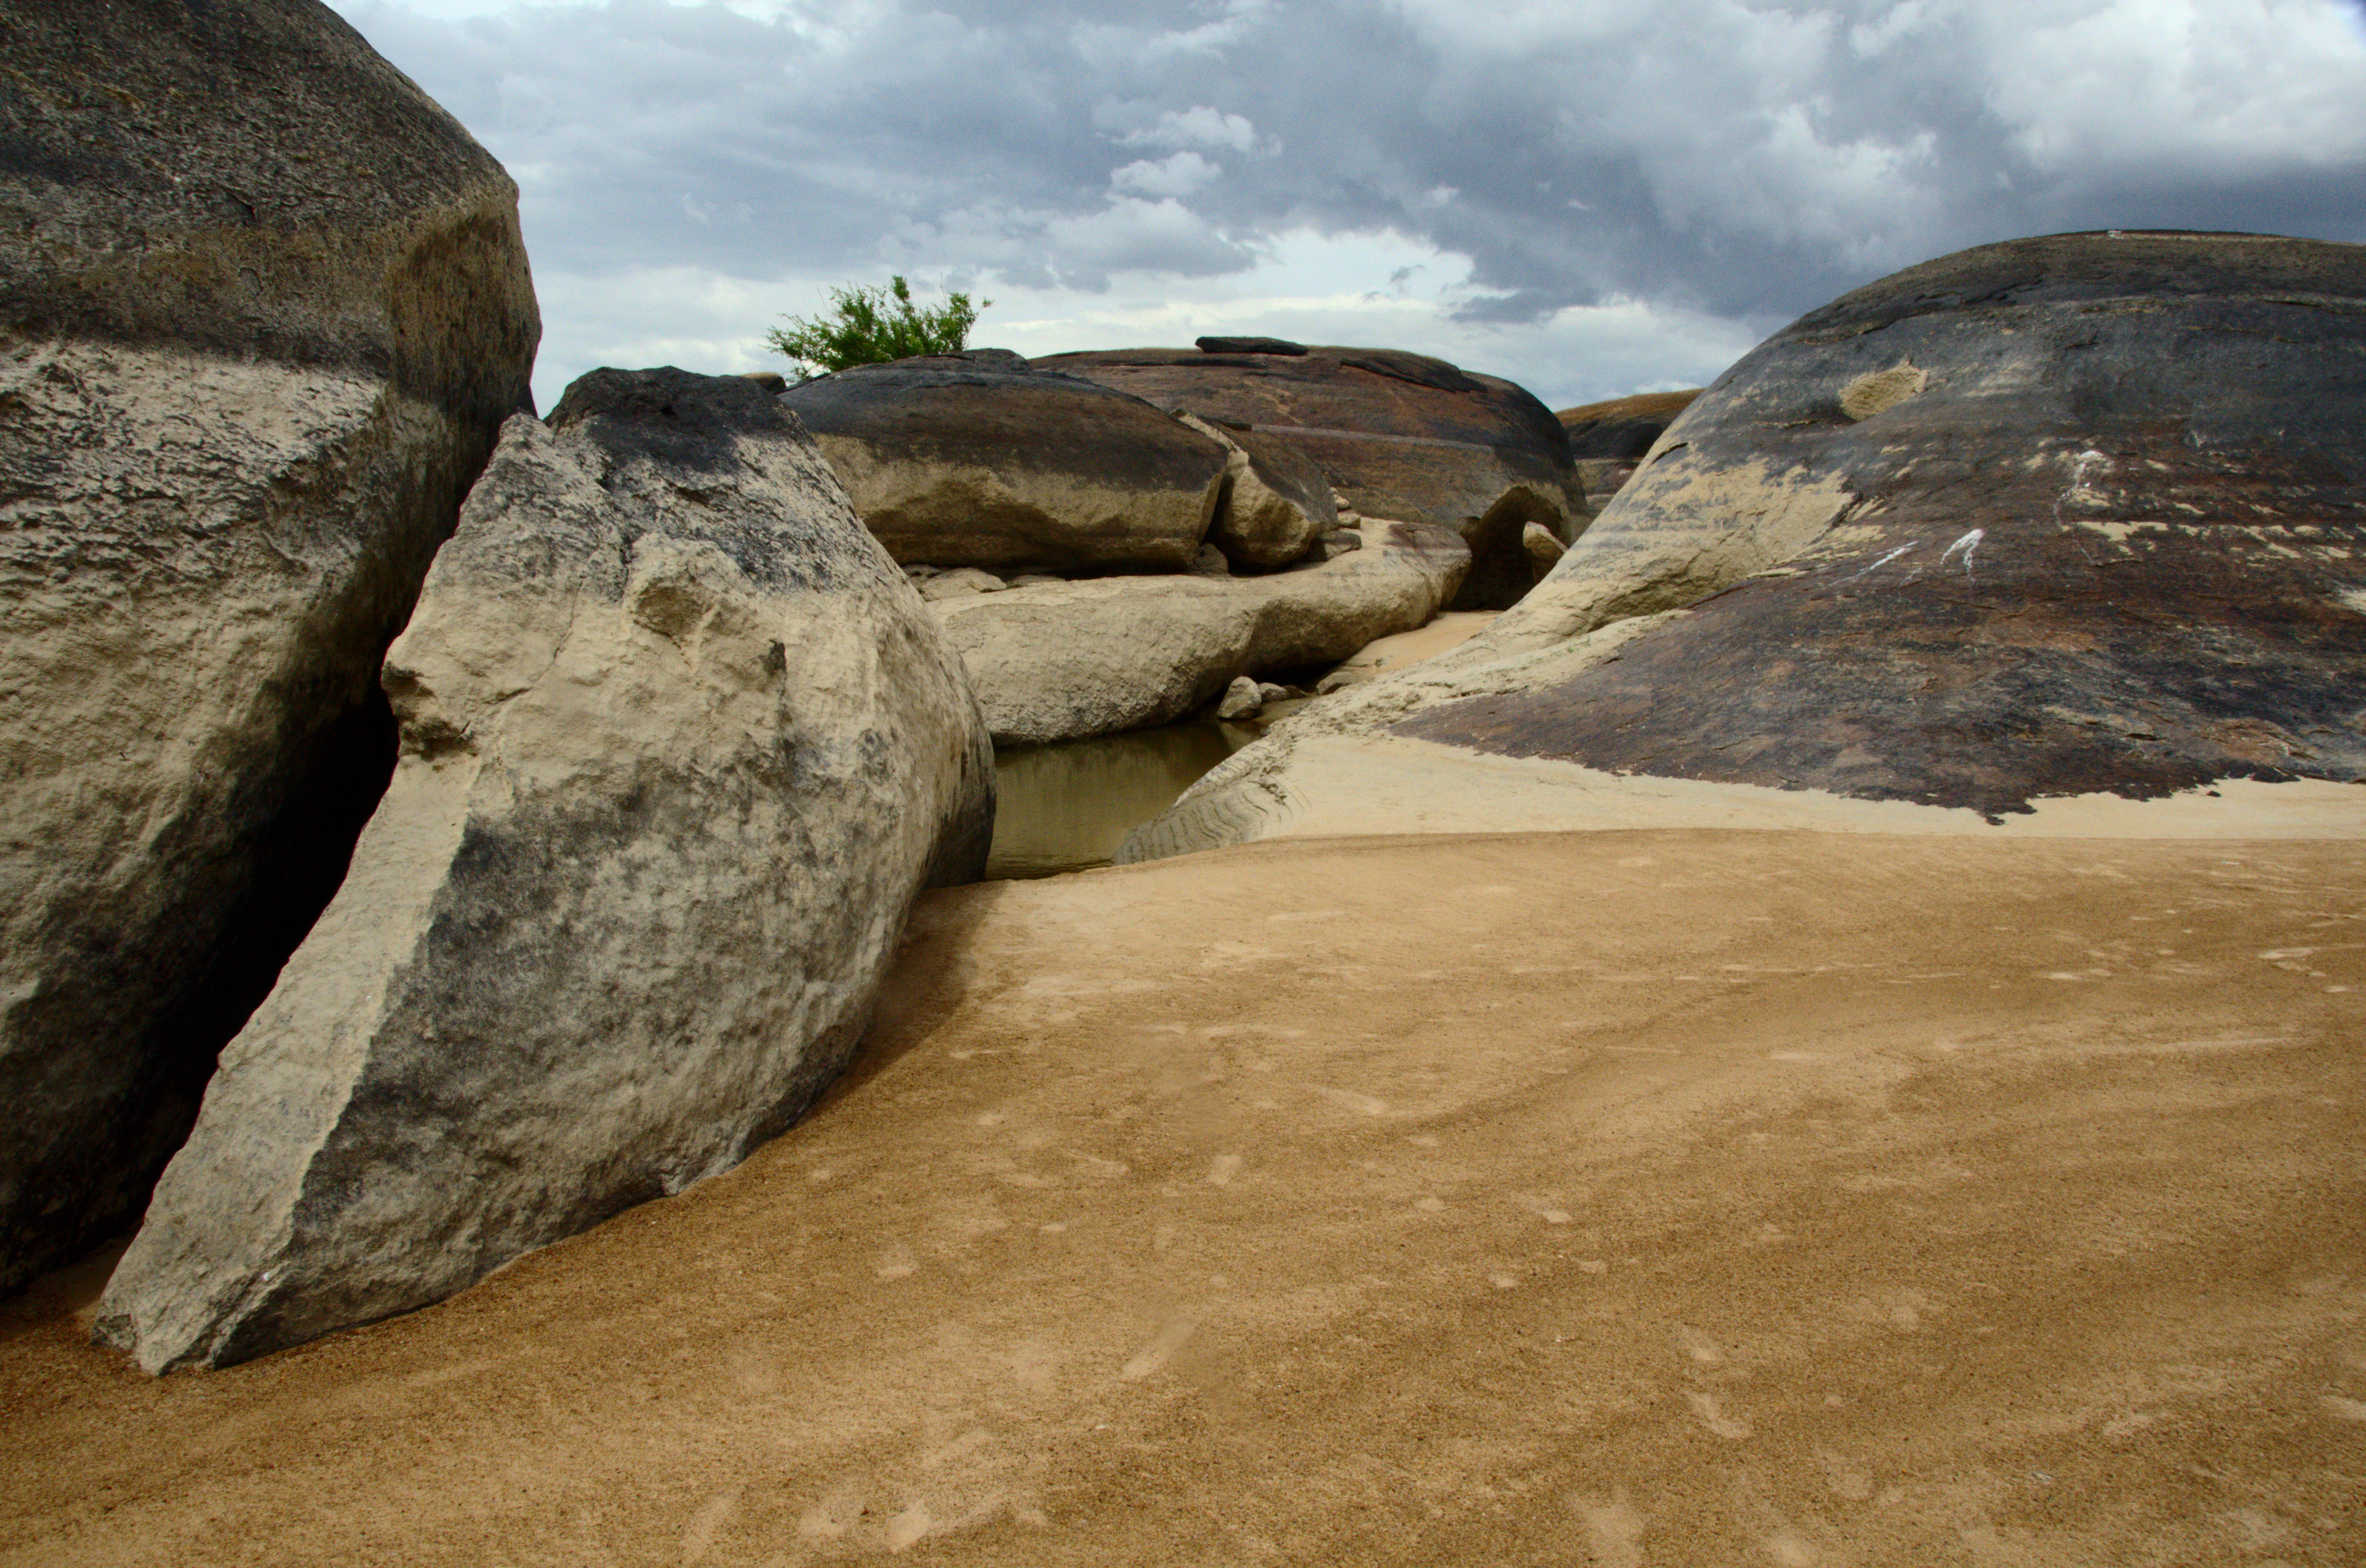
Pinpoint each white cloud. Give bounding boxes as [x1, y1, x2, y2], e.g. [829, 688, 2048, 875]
[325, 0, 2366, 416]
[1110, 152, 1222, 198]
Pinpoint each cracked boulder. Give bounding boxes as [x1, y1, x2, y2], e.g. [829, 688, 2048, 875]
[0, 0, 539, 1293]
[94, 370, 994, 1371]
[1035, 342, 1587, 610]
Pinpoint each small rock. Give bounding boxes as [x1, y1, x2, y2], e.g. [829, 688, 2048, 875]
[1256, 682, 1291, 704]
[1005, 573, 1065, 588]
[919, 567, 1008, 601]
[1523, 521, 1567, 568]
[1314, 529, 1364, 560]
[1189, 543, 1234, 577]
[902, 563, 941, 580]
[1216, 675, 1263, 720]
[738, 370, 789, 394]
[1315, 670, 1361, 695]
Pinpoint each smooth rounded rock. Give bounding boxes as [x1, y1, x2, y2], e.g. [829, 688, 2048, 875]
[94, 370, 993, 1371]
[1130, 231, 2366, 858]
[779, 349, 1227, 574]
[932, 522, 1470, 745]
[0, 0, 539, 1294]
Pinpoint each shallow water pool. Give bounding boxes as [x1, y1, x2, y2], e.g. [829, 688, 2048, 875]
[984, 717, 1259, 879]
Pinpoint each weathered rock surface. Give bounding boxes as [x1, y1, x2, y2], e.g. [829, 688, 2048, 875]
[932, 521, 1469, 745]
[1177, 413, 1336, 570]
[1034, 343, 1587, 609]
[1125, 231, 2366, 858]
[0, 0, 539, 1293]
[94, 370, 993, 1372]
[1555, 389, 1703, 508]
[778, 349, 1227, 573]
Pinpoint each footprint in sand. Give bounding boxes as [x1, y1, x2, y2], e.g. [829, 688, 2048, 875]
[1121, 1317, 1197, 1380]
[875, 1242, 919, 1281]
[1674, 1326, 1723, 1365]
[1684, 1390, 1752, 1440]
[1207, 1154, 1243, 1186]
[885, 1501, 934, 1552]
[1572, 1491, 1645, 1568]
[679, 1486, 741, 1563]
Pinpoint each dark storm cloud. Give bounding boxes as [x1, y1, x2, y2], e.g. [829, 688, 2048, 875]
[339, 0, 2366, 332]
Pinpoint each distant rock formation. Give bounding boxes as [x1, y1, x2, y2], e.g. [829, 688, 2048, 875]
[1035, 342, 1587, 610]
[0, 0, 539, 1294]
[95, 370, 993, 1371]
[778, 349, 1228, 574]
[933, 522, 1469, 745]
[1125, 231, 2366, 857]
[1555, 389, 1703, 509]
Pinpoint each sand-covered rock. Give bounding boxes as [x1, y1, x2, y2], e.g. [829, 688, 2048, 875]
[1035, 342, 1586, 609]
[932, 522, 1469, 745]
[94, 370, 993, 1372]
[1126, 231, 2366, 860]
[778, 349, 1227, 574]
[0, 0, 538, 1293]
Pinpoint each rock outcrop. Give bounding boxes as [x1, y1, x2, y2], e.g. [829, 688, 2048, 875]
[778, 349, 1228, 574]
[1124, 231, 2366, 858]
[1035, 342, 1587, 610]
[933, 522, 1470, 745]
[1555, 389, 1702, 509]
[1176, 413, 1336, 570]
[0, 0, 539, 1293]
[95, 370, 993, 1372]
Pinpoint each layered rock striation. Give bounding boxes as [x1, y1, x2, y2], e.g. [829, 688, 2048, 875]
[0, 0, 539, 1292]
[95, 370, 992, 1371]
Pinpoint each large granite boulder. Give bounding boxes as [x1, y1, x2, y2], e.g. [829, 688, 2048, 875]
[778, 349, 1228, 574]
[1034, 340, 1586, 610]
[94, 370, 993, 1372]
[934, 522, 1469, 745]
[1556, 389, 1702, 509]
[1124, 231, 2366, 857]
[0, 0, 538, 1294]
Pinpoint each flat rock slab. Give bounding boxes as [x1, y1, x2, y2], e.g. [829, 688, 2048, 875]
[931, 521, 1469, 745]
[93, 370, 993, 1372]
[0, 0, 538, 1293]
[1034, 343, 1585, 609]
[779, 349, 1227, 574]
[8, 831, 2365, 1565]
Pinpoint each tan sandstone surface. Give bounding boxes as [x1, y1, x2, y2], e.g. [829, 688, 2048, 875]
[3, 828, 2364, 1566]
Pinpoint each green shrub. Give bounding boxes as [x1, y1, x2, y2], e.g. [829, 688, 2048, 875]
[766, 275, 989, 379]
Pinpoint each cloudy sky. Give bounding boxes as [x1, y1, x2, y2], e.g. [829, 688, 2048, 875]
[329, 0, 2366, 413]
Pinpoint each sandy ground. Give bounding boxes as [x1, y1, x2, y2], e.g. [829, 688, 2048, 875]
[3, 828, 2363, 1566]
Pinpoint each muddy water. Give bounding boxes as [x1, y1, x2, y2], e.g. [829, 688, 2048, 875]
[985, 718, 1259, 879]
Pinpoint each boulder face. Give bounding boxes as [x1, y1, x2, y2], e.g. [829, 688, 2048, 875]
[934, 521, 1470, 745]
[1177, 413, 1336, 570]
[1555, 389, 1702, 509]
[1033, 343, 1587, 610]
[94, 370, 993, 1372]
[778, 349, 1228, 574]
[1396, 231, 2366, 818]
[0, 0, 538, 1293]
